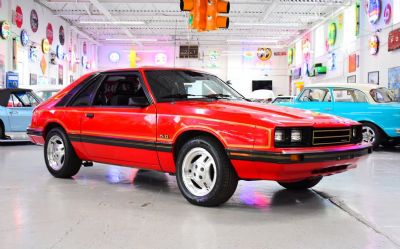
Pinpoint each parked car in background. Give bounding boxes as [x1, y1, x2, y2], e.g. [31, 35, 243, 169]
[272, 95, 296, 104]
[275, 83, 400, 148]
[249, 89, 275, 103]
[0, 88, 41, 142]
[35, 87, 62, 101]
[28, 68, 370, 206]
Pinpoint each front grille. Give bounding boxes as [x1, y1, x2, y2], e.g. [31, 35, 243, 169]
[312, 128, 351, 146]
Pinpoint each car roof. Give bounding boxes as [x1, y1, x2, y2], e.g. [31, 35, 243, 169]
[304, 83, 380, 91]
[101, 67, 208, 74]
[0, 88, 33, 107]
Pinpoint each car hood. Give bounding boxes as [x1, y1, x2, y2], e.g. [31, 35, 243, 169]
[174, 100, 357, 128]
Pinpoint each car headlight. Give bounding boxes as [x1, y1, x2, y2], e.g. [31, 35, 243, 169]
[352, 128, 357, 138]
[291, 129, 302, 142]
[275, 130, 285, 142]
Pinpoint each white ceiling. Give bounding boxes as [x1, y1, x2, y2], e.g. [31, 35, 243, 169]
[36, 0, 352, 46]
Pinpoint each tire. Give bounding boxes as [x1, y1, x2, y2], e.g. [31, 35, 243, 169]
[176, 136, 238, 207]
[44, 127, 82, 178]
[278, 176, 322, 190]
[361, 123, 381, 149]
[0, 121, 4, 139]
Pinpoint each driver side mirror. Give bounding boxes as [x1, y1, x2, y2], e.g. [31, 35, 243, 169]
[226, 80, 232, 85]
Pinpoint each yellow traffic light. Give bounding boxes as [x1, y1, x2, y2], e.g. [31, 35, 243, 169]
[207, 0, 230, 30]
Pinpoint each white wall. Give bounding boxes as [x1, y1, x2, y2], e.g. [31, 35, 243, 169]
[97, 44, 290, 97]
[0, 0, 97, 90]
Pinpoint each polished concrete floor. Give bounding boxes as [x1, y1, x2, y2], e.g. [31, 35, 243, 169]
[0, 144, 399, 249]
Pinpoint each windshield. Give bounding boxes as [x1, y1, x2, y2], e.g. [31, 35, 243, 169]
[145, 70, 244, 102]
[370, 87, 395, 103]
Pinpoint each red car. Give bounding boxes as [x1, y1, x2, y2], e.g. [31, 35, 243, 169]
[28, 68, 371, 206]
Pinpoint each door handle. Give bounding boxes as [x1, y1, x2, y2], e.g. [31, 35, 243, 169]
[85, 113, 94, 119]
[323, 108, 333, 111]
[9, 111, 18, 115]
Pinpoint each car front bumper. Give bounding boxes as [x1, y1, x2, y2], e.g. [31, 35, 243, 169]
[228, 144, 372, 181]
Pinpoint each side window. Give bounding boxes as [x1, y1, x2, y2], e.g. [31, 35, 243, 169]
[299, 88, 331, 102]
[9, 94, 23, 107]
[70, 80, 100, 106]
[333, 89, 367, 103]
[93, 74, 147, 107]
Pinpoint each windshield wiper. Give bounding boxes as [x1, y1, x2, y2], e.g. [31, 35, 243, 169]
[205, 93, 233, 99]
[160, 93, 202, 99]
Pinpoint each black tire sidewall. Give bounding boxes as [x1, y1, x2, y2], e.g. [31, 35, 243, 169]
[176, 137, 235, 205]
[44, 128, 81, 178]
[362, 123, 381, 149]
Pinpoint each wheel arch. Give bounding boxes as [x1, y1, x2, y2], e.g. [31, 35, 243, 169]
[172, 129, 227, 161]
[0, 118, 5, 137]
[358, 120, 388, 138]
[43, 122, 68, 138]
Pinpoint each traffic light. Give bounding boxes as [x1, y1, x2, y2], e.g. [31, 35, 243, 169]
[206, 0, 230, 30]
[180, 0, 230, 32]
[180, 0, 206, 31]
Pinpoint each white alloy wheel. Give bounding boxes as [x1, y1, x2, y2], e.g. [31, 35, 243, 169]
[47, 135, 66, 171]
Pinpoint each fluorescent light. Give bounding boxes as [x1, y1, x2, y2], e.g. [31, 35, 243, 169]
[235, 22, 301, 27]
[80, 21, 145, 25]
[227, 39, 279, 43]
[105, 38, 158, 42]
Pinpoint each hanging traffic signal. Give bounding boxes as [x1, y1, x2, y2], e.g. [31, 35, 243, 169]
[180, 0, 207, 31]
[206, 0, 230, 31]
[180, 0, 229, 32]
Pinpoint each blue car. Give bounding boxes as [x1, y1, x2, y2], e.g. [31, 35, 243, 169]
[275, 83, 400, 148]
[0, 88, 41, 142]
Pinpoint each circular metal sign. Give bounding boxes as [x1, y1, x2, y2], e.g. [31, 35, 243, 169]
[256, 48, 272, 61]
[109, 52, 120, 63]
[56, 45, 64, 59]
[384, 4, 391, 25]
[15, 6, 23, 28]
[20, 29, 29, 46]
[369, 35, 379, 55]
[46, 23, 53, 44]
[30, 9, 39, 33]
[367, 0, 381, 25]
[59, 25, 65, 45]
[42, 39, 50, 54]
[0, 21, 10, 39]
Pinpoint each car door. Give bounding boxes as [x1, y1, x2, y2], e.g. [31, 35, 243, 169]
[294, 88, 334, 114]
[7, 92, 38, 132]
[79, 72, 159, 169]
[331, 88, 370, 120]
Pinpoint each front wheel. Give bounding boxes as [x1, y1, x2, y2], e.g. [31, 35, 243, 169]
[278, 176, 322, 190]
[176, 136, 238, 207]
[44, 128, 82, 178]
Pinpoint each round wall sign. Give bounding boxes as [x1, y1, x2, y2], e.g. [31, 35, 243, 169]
[328, 22, 337, 46]
[367, 0, 381, 24]
[30, 9, 39, 33]
[368, 35, 379, 55]
[0, 21, 10, 39]
[384, 4, 391, 25]
[287, 48, 294, 65]
[20, 30, 29, 46]
[109, 52, 120, 63]
[59, 25, 65, 45]
[42, 39, 50, 54]
[83, 42, 87, 55]
[56, 45, 64, 59]
[15, 6, 23, 28]
[256, 48, 272, 61]
[46, 23, 53, 44]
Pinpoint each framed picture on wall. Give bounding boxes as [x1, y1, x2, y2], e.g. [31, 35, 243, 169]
[347, 75, 356, 83]
[388, 67, 400, 102]
[29, 73, 37, 85]
[368, 71, 379, 84]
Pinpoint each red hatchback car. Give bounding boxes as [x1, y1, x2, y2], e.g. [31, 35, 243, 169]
[28, 68, 371, 206]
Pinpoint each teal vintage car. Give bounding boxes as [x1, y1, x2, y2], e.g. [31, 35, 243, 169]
[275, 83, 400, 149]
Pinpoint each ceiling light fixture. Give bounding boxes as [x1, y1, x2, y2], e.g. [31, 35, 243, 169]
[105, 38, 158, 42]
[80, 21, 145, 25]
[234, 23, 301, 27]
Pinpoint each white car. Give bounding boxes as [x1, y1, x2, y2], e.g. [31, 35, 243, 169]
[249, 89, 275, 103]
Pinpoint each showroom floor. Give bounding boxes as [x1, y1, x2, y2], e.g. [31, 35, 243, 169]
[0, 144, 399, 249]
